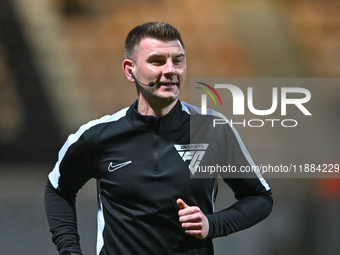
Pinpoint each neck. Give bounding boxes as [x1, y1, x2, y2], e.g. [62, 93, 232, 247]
[137, 96, 178, 117]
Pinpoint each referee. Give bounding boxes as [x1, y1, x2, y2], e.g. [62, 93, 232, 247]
[45, 22, 273, 255]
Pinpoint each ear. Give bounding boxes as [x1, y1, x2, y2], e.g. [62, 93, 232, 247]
[122, 59, 135, 83]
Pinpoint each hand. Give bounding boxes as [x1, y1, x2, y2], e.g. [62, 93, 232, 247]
[177, 198, 209, 239]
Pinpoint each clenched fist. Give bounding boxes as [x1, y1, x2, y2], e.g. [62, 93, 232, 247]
[177, 198, 209, 239]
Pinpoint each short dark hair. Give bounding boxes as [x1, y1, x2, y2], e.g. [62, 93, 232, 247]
[125, 22, 185, 61]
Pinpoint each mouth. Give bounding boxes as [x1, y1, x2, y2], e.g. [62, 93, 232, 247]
[159, 82, 178, 86]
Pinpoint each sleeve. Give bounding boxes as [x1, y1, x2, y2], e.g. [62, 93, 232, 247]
[206, 178, 272, 238]
[45, 180, 83, 254]
[205, 119, 273, 239]
[45, 129, 96, 255]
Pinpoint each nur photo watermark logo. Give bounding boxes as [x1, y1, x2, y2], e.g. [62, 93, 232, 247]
[194, 80, 312, 128]
[189, 78, 340, 179]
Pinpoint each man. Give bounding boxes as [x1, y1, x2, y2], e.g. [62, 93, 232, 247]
[45, 22, 272, 255]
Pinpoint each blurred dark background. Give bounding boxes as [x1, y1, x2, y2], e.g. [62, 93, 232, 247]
[0, 0, 339, 254]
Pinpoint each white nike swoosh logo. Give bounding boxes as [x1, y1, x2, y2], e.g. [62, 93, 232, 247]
[108, 161, 132, 172]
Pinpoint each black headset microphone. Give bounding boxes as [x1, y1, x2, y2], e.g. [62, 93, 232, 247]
[129, 69, 156, 87]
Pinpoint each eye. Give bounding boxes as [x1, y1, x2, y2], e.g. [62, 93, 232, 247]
[173, 57, 184, 66]
[149, 57, 166, 66]
[152, 60, 164, 65]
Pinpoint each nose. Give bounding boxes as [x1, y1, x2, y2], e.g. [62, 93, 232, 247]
[163, 59, 176, 77]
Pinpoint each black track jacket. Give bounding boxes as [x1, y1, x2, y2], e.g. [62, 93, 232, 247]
[45, 100, 273, 255]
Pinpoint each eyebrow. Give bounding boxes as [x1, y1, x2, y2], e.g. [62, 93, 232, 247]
[174, 54, 186, 58]
[148, 53, 185, 59]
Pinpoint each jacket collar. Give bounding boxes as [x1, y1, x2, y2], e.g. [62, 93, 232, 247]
[126, 100, 186, 132]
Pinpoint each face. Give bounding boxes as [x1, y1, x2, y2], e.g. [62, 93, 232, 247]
[128, 37, 186, 105]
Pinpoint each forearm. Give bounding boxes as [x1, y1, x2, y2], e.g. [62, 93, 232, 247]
[45, 180, 82, 255]
[206, 194, 273, 239]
